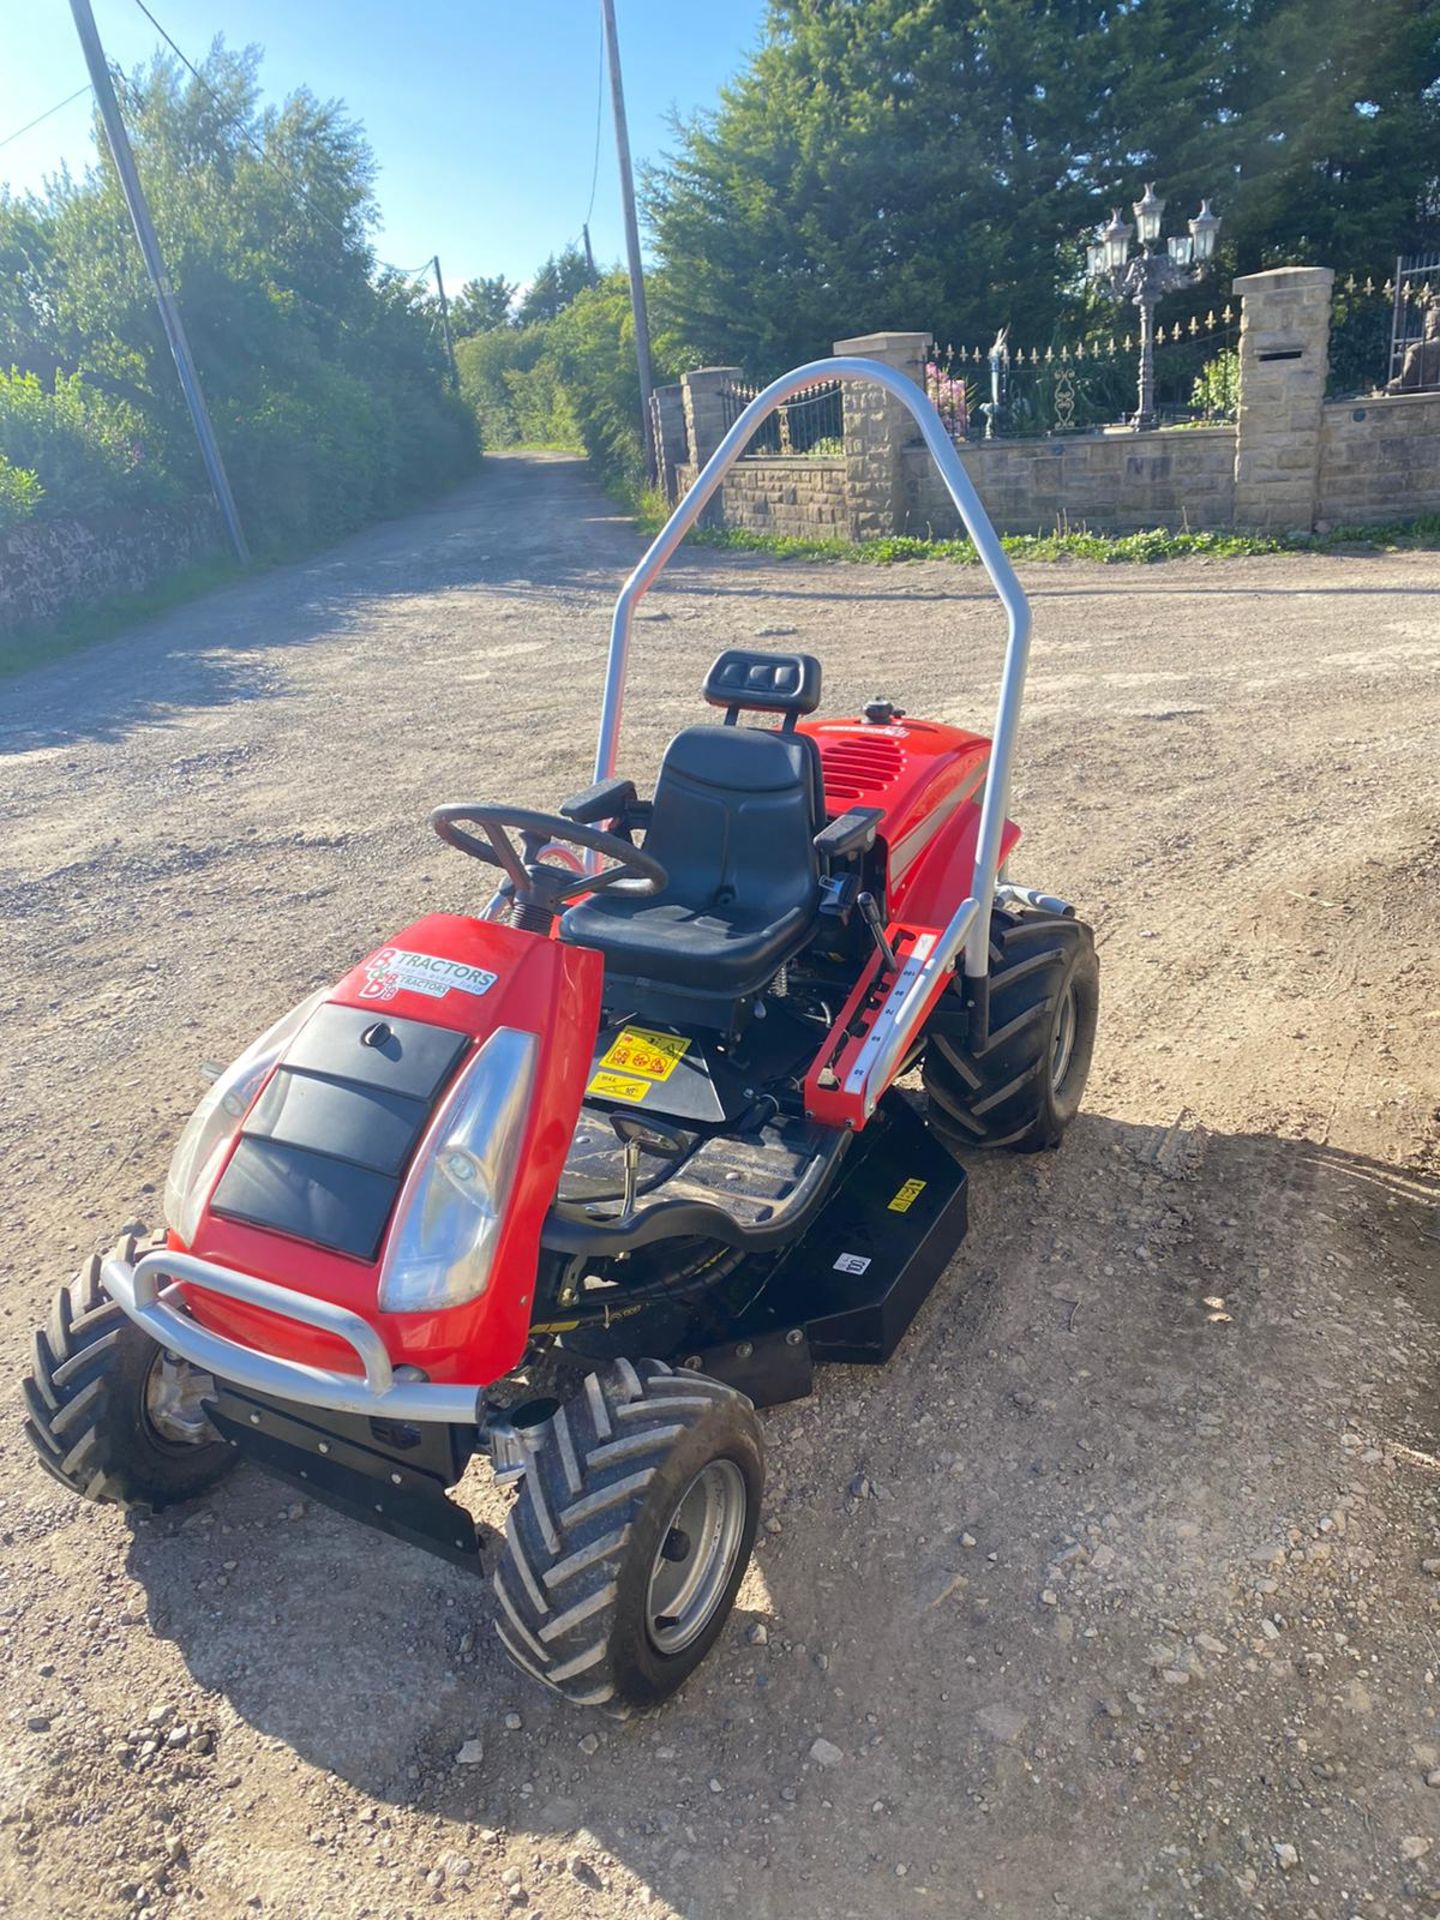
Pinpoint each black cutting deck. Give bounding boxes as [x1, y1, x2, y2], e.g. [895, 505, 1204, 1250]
[680, 1095, 970, 1403]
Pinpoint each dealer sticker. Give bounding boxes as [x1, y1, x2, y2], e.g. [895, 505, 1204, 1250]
[887, 1178, 927, 1214]
[587, 1070, 652, 1104]
[598, 1026, 691, 1082]
[359, 947, 498, 1003]
[833, 1252, 872, 1275]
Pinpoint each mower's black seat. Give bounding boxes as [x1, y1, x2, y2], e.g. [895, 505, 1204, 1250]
[560, 650, 824, 1000]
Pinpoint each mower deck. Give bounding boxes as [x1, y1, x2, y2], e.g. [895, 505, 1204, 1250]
[199, 1095, 968, 1574]
[684, 1094, 969, 1404]
[205, 1381, 486, 1569]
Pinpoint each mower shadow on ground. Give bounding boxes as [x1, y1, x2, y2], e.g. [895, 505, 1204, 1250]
[115, 1114, 1437, 1896]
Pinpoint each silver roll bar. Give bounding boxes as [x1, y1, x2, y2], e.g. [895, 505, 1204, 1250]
[593, 355, 1032, 982]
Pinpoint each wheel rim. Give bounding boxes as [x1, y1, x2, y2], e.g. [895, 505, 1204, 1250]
[144, 1351, 219, 1449]
[1050, 980, 1078, 1095]
[646, 1458, 748, 1655]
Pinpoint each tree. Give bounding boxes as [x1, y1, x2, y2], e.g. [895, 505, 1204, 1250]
[516, 244, 598, 327]
[546, 273, 666, 486]
[646, 0, 1440, 375]
[450, 273, 517, 337]
[0, 41, 477, 552]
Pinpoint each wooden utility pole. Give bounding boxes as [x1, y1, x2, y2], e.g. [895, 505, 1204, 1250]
[432, 255, 459, 386]
[69, 0, 249, 564]
[600, 0, 656, 482]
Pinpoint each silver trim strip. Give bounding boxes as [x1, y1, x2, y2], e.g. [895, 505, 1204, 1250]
[842, 898, 981, 1117]
[887, 763, 987, 884]
[103, 1249, 482, 1423]
[593, 357, 1032, 1117]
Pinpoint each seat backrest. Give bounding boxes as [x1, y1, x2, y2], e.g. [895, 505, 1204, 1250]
[644, 723, 821, 922]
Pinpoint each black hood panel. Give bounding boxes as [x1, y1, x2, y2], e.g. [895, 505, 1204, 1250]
[209, 1005, 469, 1262]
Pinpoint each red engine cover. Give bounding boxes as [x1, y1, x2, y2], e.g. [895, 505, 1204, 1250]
[798, 714, 1007, 914]
[796, 714, 1021, 1130]
[177, 913, 602, 1388]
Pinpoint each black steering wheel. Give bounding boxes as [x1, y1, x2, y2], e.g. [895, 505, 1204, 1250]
[429, 803, 667, 911]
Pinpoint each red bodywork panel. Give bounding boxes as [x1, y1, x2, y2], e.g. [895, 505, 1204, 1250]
[798, 716, 1020, 1128]
[175, 914, 602, 1388]
[800, 716, 998, 915]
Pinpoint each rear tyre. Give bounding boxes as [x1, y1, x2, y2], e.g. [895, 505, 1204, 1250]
[22, 1236, 236, 1509]
[492, 1359, 763, 1713]
[923, 904, 1099, 1154]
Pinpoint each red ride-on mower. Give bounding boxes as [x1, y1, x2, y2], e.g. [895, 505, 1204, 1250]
[23, 360, 1098, 1713]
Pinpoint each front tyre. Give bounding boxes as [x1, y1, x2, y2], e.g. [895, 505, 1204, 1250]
[493, 1359, 763, 1713]
[923, 904, 1099, 1153]
[22, 1236, 237, 1508]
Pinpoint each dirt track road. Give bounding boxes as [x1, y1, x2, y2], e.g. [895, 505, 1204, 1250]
[2, 451, 1438, 1920]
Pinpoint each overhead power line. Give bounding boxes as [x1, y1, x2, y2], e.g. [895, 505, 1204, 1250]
[124, 0, 440, 285]
[582, 13, 605, 231]
[0, 83, 93, 152]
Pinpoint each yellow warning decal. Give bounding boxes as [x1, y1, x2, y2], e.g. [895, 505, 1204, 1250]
[887, 1178, 927, 1214]
[587, 1070, 651, 1104]
[598, 1025, 691, 1083]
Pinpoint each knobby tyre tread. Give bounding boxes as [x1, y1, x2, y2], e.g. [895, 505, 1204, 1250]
[923, 904, 1099, 1153]
[22, 1234, 236, 1509]
[493, 1359, 763, 1713]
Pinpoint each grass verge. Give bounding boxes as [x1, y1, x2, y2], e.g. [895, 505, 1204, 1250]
[643, 514, 1440, 566]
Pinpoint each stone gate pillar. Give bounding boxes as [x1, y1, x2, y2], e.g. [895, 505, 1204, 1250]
[680, 367, 743, 471]
[833, 331, 932, 539]
[1232, 267, 1334, 532]
[650, 382, 686, 500]
[678, 367, 743, 526]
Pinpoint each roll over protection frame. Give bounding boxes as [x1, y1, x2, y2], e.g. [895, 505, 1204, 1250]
[591, 357, 1034, 1084]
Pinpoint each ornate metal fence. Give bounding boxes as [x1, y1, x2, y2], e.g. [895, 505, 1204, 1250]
[925, 306, 1238, 443]
[1328, 274, 1399, 396]
[1328, 263, 1440, 397]
[1388, 256, 1440, 392]
[718, 375, 844, 456]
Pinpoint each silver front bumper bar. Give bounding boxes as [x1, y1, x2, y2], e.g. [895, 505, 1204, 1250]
[102, 1248, 483, 1425]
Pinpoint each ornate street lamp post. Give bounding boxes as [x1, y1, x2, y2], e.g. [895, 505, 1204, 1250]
[1087, 186, 1221, 429]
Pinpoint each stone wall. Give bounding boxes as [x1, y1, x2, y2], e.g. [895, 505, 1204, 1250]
[673, 457, 847, 538]
[1318, 391, 1440, 527]
[904, 426, 1237, 536]
[663, 269, 1439, 542]
[0, 500, 221, 643]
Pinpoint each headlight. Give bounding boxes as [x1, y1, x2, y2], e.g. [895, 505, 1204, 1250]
[163, 990, 328, 1248]
[377, 1027, 537, 1314]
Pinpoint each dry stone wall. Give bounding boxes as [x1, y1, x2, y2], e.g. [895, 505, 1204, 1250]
[1, 501, 221, 644]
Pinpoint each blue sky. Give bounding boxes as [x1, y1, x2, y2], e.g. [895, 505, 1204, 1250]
[2, 0, 768, 288]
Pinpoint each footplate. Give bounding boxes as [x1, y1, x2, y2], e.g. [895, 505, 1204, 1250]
[206, 1382, 485, 1571]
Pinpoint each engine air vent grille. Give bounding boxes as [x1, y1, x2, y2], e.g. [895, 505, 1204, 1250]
[819, 734, 905, 805]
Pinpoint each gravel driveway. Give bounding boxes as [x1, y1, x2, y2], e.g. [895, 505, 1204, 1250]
[1, 451, 1437, 1920]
